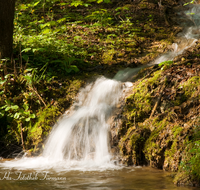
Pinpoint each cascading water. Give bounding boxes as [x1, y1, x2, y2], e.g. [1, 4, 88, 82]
[1, 3, 200, 172]
[152, 4, 200, 65]
[43, 77, 124, 164]
[0, 76, 132, 171]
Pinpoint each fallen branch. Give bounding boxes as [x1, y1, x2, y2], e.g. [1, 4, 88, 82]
[28, 85, 47, 107]
[150, 83, 165, 119]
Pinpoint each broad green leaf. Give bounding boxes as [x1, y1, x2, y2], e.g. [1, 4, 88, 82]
[24, 111, 30, 115]
[5, 100, 11, 105]
[59, 3, 67, 6]
[42, 29, 51, 34]
[18, 109, 24, 113]
[57, 18, 66, 24]
[0, 105, 7, 109]
[0, 112, 5, 118]
[74, 36, 82, 40]
[14, 112, 21, 119]
[97, 0, 103, 3]
[30, 114, 36, 118]
[23, 104, 29, 111]
[11, 105, 19, 110]
[70, 65, 79, 72]
[5, 74, 14, 79]
[23, 75, 32, 84]
[21, 48, 31, 53]
[25, 117, 31, 122]
[83, 3, 91, 7]
[24, 68, 33, 73]
[33, 1, 41, 7]
[71, 0, 83, 7]
[5, 107, 11, 111]
[66, 65, 79, 73]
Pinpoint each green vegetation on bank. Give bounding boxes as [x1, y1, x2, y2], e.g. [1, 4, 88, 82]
[118, 54, 200, 185]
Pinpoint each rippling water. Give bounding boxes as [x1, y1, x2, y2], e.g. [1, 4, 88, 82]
[0, 166, 198, 190]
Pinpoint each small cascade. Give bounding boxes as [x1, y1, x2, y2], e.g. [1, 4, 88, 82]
[43, 77, 123, 164]
[0, 3, 200, 172]
[152, 4, 200, 65]
[0, 76, 133, 171]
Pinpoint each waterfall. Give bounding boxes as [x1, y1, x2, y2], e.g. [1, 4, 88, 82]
[0, 4, 200, 172]
[0, 75, 132, 171]
[43, 77, 123, 164]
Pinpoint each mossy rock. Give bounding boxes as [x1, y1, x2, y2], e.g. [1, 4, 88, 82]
[119, 123, 151, 166]
[26, 105, 62, 151]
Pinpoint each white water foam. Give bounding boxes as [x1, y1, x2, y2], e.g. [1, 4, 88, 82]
[0, 76, 132, 171]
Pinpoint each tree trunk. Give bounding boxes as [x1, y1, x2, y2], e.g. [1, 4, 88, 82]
[0, 0, 15, 59]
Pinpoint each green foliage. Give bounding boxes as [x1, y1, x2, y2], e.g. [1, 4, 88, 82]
[158, 60, 173, 70]
[124, 70, 162, 123]
[178, 123, 200, 181]
[0, 100, 35, 123]
[0, 100, 35, 145]
[184, 0, 195, 6]
[180, 140, 200, 180]
[86, 9, 113, 26]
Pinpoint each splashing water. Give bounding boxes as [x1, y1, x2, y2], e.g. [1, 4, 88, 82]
[42, 77, 125, 168]
[0, 75, 132, 171]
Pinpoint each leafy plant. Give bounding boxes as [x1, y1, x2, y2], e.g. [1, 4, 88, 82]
[158, 60, 173, 70]
[0, 100, 36, 150]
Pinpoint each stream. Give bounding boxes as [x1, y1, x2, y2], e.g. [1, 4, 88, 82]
[1, 3, 200, 190]
[0, 167, 199, 190]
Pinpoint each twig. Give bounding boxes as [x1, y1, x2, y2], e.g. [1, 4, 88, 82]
[20, 123, 25, 151]
[150, 83, 165, 119]
[31, 85, 47, 107]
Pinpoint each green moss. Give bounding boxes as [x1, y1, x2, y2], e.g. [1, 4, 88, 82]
[119, 124, 150, 165]
[26, 105, 61, 149]
[102, 49, 116, 64]
[177, 119, 200, 182]
[182, 76, 200, 98]
[124, 70, 162, 123]
[173, 171, 192, 186]
[172, 125, 183, 138]
[144, 118, 168, 159]
[165, 140, 177, 159]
